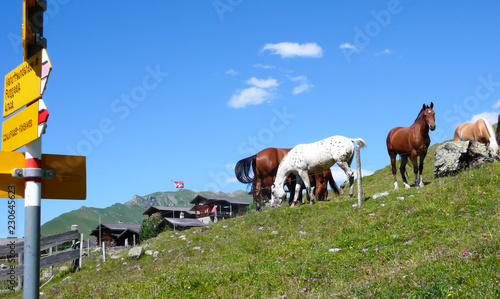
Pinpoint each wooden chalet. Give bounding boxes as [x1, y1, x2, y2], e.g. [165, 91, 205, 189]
[90, 223, 141, 247]
[190, 195, 250, 221]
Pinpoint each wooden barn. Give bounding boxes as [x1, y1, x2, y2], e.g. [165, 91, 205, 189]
[90, 223, 141, 247]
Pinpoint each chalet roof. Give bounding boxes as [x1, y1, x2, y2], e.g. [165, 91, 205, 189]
[143, 206, 193, 216]
[160, 218, 208, 228]
[190, 195, 250, 206]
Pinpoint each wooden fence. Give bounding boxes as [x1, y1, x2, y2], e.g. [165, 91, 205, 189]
[0, 226, 81, 286]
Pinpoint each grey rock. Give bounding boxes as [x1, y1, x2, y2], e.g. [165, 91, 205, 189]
[373, 191, 389, 199]
[434, 141, 499, 177]
[128, 246, 144, 259]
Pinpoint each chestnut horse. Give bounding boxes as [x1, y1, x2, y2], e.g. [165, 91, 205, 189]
[386, 103, 436, 189]
[454, 118, 499, 154]
[235, 148, 339, 210]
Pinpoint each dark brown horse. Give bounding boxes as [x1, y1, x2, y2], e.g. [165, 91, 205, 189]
[302, 169, 338, 202]
[495, 114, 500, 148]
[235, 148, 339, 209]
[386, 103, 436, 189]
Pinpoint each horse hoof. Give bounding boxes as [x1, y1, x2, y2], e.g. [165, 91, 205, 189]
[404, 183, 411, 189]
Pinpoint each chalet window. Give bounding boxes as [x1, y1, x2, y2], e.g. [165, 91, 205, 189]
[205, 209, 208, 214]
[197, 210, 200, 215]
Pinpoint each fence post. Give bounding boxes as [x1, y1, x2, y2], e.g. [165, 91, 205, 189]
[102, 242, 106, 262]
[79, 233, 83, 268]
[49, 247, 53, 277]
[71, 225, 79, 272]
[356, 144, 363, 207]
[17, 252, 23, 291]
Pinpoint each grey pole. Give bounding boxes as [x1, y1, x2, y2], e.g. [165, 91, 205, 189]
[24, 138, 42, 299]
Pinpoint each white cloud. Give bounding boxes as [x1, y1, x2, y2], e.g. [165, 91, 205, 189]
[288, 75, 307, 82]
[225, 69, 238, 76]
[227, 86, 274, 109]
[253, 63, 276, 69]
[288, 75, 313, 95]
[262, 42, 323, 58]
[339, 42, 361, 52]
[331, 167, 374, 183]
[493, 99, 500, 109]
[226, 177, 238, 183]
[468, 111, 499, 125]
[375, 48, 393, 56]
[293, 83, 313, 95]
[246, 77, 278, 88]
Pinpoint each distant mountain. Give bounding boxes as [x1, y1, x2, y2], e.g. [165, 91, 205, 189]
[41, 189, 252, 239]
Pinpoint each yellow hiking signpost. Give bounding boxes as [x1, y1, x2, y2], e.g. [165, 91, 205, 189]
[1, 99, 46, 152]
[1, 1, 87, 296]
[3, 49, 51, 118]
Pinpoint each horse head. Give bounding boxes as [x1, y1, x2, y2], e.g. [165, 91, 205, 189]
[422, 102, 436, 131]
[270, 183, 285, 208]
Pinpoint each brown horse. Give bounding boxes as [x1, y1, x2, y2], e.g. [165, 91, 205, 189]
[454, 118, 499, 154]
[235, 148, 292, 210]
[386, 103, 436, 189]
[307, 169, 337, 201]
[235, 148, 339, 209]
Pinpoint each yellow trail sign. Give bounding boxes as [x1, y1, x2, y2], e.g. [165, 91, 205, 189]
[0, 151, 86, 200]
[2, 100, 40, 152]
[3, 49, 51, 117]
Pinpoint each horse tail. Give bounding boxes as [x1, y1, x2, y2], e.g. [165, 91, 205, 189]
[351, 138, 367, 148]
[235, 155, 256, 184]
[482, 118, 499, 154]
[327, 170, 340, 196]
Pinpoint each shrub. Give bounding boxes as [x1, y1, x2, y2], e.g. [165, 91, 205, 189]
[139, 212, 162, 241]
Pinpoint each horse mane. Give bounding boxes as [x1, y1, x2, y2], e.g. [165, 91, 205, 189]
[414, 106, 427, 123]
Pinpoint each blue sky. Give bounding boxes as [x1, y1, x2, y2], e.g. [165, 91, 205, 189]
[2, 1, 500, 237]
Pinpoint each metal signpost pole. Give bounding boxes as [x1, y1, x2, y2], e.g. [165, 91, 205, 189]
[23, 138, 42, 298]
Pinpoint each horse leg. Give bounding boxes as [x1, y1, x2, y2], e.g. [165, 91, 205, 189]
[411, 151, 420, 189]
[418, 152, 426, 188]
[400, 156, 411, 189]
[254, 178, 262, 211]
[337, 161, 355, 197]
[390, 153, 398, 189]
[291, 176, 303, 207]
[298, 170, 314, 204]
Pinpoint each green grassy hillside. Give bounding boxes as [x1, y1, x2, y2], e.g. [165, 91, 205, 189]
[21, 141, 500, 298]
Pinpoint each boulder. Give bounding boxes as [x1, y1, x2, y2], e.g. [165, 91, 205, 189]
[433, 141, 499, 177]
[128, 246, 144, 259]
